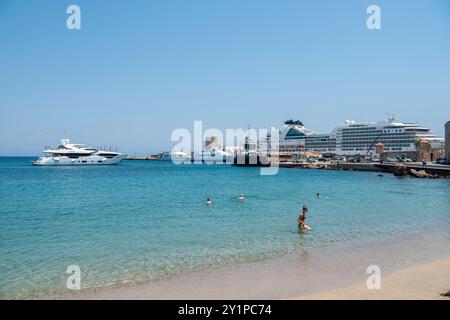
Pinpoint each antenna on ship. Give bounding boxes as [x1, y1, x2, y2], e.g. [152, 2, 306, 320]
[61, 131, 69, 146]
[387, 113, 396, 123]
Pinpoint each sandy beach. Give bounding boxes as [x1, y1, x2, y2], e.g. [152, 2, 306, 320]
[52, 254, 450, 300]
[295, 257, 450, 300]
[45, 231, 450, 300]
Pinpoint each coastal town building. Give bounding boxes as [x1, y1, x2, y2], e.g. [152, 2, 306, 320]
[446, 121, 450, 160]
[204, 136, 221, 151]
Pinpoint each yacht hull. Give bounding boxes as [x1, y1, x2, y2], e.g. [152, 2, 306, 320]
[32, 155, 125, 166]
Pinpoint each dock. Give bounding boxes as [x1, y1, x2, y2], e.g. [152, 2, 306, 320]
[125, 156, 157, 161]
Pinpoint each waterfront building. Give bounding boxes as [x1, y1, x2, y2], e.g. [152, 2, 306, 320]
[205, 136, 221, 151]
[446, 121, 450, 159]
[375, 142, 385, 155]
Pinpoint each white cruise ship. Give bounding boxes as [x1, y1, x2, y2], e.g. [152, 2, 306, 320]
[262, 120, 336, 155]
[263, 115, 444, 156]
[32, 139, 126, 166]
[334, 115, 444, 155]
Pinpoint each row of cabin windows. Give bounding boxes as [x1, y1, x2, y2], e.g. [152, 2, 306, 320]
[51, 153, 116, 159]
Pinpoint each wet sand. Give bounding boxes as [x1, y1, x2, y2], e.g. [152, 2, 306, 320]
[295, 256, 450, 300]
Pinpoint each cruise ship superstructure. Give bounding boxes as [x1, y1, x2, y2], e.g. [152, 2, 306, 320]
[32, 139, 126, 166]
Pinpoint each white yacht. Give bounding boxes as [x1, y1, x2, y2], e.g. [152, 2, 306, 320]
[192, 149, 232, 163]
[32, 139, 126, 166]
[156, 151, 191, 163]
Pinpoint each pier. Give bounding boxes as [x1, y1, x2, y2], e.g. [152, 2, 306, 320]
[125, 156, 157, 160]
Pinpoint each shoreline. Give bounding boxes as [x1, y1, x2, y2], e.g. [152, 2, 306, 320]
[294, 256, 450, 300]
[45, 230, 450, 300]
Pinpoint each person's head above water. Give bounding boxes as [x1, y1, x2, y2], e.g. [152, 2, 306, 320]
[303, 205, 308, 210]
[239, 194, 244, 199]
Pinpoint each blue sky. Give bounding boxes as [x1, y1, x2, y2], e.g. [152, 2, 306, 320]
[1, 0, 449, 155]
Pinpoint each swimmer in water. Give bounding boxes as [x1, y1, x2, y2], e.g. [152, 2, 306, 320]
[239, 194, 245, 200]
[297, 205, 309, 230]
[316, 192, 320, 198]
[206, 197, 212, 205]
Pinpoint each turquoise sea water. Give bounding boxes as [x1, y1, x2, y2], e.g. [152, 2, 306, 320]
[0, 157, 449, 299]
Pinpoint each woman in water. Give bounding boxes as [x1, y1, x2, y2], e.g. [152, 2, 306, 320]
[297, 205, 309, 230]
[239, 194, 245, 200]
[206, 197, 212, 205]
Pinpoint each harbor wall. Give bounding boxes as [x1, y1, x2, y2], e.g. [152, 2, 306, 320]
[335, 163, 379, 171]
[380, 150, 444, 162]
